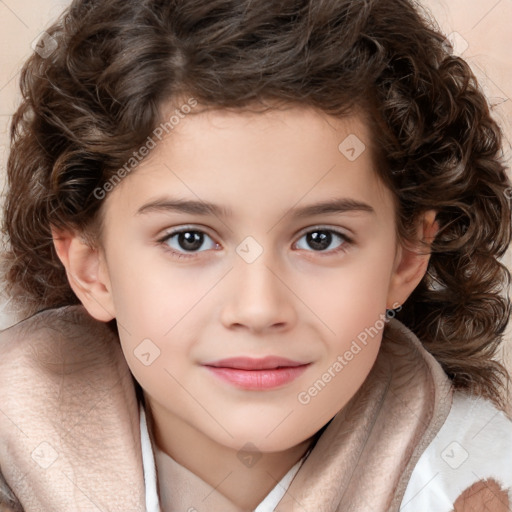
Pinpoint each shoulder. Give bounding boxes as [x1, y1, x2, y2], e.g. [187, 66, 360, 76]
[0, 469, 23, 512]
[400, 391, 512, 511]
[0, 305, 119, 374]
[0, 306, 131, 512]
[0, 304, 112, 345]
[0, 304, 122, 434]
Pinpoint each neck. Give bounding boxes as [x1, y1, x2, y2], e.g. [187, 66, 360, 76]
[144, 393, 315, 510]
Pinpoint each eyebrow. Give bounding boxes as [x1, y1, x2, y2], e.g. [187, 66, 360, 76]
[136, 196, 375, 218]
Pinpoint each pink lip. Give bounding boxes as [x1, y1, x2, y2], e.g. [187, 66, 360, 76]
[202, 356, 310, 390]
[205, 356, 306, 370]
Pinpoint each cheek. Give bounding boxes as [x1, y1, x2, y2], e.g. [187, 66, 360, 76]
[293, 275, 390, 430]
[294, 237, 395, 395]
[105, 242, 218, 336]
[103, 246, 224, 394]
[300, 239, 396, 342]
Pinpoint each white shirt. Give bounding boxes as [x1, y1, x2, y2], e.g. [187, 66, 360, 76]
[140, 404, 303, 512]
[400, 391, 512, 510]
[141, 392, 512, 511]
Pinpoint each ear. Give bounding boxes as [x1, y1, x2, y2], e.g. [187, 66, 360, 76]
[386, 210, 439, 309]
[51, 227, 115, 322]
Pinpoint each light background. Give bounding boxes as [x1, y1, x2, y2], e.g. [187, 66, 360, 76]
[0, 0, 511, 407]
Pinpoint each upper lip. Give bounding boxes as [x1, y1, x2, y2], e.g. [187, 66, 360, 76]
[203, 356, 309, 370]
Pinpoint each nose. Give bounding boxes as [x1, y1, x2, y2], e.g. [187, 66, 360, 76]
[219, 250, 297, 334]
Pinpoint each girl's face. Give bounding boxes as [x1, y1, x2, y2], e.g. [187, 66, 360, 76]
[89, 104, 422, 452]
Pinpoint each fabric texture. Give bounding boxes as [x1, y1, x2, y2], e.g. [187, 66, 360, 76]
[0, 305, 509, 511]
[139, 392, 512, 511]
[400, 391, 512, 510]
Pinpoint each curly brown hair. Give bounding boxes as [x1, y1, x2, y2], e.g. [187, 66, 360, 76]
[2, 0, 511, 408]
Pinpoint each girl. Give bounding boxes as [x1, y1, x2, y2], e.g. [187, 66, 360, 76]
[1, 0, 511, 510]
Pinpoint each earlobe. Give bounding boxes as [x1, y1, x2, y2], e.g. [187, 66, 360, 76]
[386, 210, 439, 309]
[52, 227, 115, 322]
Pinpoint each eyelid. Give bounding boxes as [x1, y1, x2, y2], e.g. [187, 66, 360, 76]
[157, 224, 218, 241]
[156, 224, 354, 259]
[157, 224, 353, 242]
[156, 225, 221, 257]
[294, 224, 354, 243]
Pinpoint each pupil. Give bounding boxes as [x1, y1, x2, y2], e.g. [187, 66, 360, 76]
[179, 231, 203, 251]
[307, 231, 331, 251]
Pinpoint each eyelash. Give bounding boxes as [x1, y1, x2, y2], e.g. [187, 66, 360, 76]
[156, 226, 354, 261]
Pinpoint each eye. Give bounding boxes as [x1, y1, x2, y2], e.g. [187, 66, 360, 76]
[294, 228, 351, 254]
[158, 228, 218, 258]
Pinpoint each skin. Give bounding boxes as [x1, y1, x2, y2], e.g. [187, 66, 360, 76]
[453, 479, 510, 511]
[53, 103, 437, 509]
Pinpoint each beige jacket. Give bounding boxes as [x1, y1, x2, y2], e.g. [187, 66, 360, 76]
[0, 305, 508, 511]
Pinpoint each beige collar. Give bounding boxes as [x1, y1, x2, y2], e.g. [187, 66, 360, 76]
[0, 306, 452, 511]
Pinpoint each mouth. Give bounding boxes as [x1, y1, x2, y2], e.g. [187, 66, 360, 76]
[202, 356, 311, 390]
[204, 356, 308, 370]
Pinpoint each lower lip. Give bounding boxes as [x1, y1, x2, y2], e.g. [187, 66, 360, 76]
[204, 365, 310, 390]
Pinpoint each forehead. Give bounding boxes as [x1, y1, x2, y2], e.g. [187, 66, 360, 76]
[101, 104, 393, 225]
